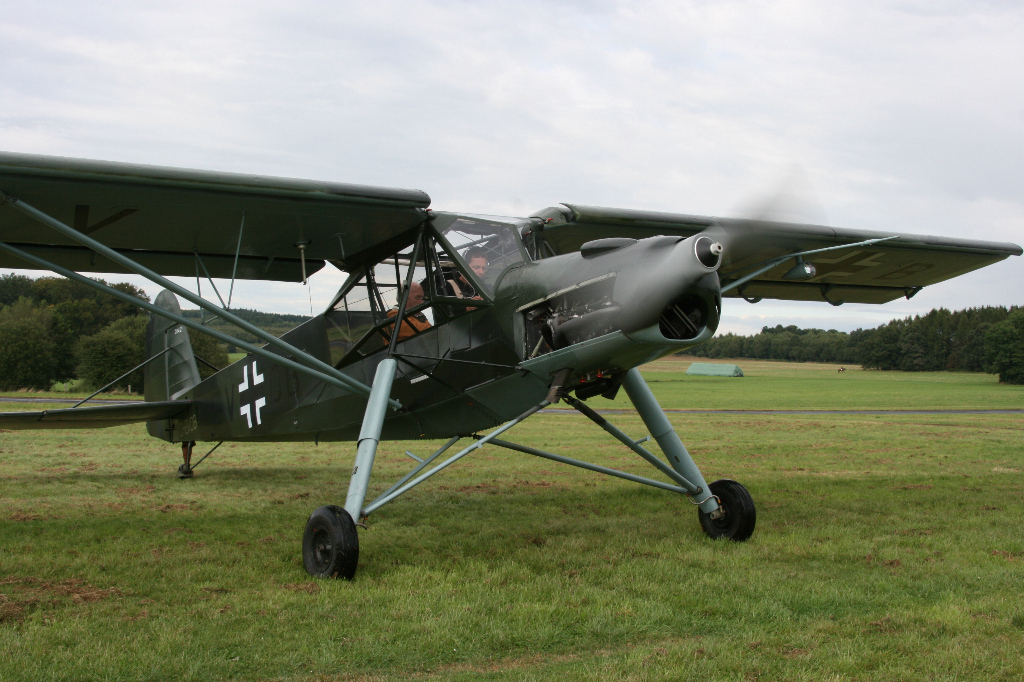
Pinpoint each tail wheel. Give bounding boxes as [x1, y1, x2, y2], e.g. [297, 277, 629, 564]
[698, 479, 756, 542]
[303, 506, 359, 579]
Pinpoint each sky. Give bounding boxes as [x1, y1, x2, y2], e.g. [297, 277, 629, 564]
[1, 0, 1022, 335]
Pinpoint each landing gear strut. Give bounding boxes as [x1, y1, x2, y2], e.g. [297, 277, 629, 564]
[177, 441, 195, 479]
[304, 359, 398, 579]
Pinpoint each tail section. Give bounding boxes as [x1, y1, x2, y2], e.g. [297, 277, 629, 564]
[145, 290, 201, 402]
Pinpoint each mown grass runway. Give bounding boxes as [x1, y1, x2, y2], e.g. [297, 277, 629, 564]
[2, 359, 1022, 680]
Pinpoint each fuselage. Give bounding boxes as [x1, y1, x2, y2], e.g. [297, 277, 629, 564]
[157, 224, 724, 445]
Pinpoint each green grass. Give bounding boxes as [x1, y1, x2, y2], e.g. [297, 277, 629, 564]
[0, 389, 139, 401]
[1, 359, 1023, 680]
[595, 356, 1024, 411]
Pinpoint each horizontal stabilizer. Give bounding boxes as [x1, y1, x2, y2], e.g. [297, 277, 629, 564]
[0, 400, 189, 430]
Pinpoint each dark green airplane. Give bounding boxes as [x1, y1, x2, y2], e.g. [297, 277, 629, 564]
[1, 152, 1019, 579]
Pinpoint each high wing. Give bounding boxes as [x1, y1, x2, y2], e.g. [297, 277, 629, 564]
[0, 152, 431, 281]
[533, 204, 1022, 304]
[0, 400, 189, 430]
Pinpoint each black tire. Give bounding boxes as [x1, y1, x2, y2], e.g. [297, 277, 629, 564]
[698, 479, 756, 542]
[303, 505, 359, 579]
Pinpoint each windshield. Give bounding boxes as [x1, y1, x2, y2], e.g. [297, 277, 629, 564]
[435, 217, 526, 294]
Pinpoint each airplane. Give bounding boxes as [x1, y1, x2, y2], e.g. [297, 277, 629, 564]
[0, 151, 1019, 580]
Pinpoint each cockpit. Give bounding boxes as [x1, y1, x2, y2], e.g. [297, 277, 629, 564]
[434, 216, 527, 295]
[322, 214, 528, 380]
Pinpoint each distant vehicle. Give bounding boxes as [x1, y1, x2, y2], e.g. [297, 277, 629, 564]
[1, 152, 1019, 579]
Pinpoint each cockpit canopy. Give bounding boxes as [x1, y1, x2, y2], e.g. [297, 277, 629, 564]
[431, 214, 528, 295]
[323, 213, 528, 370]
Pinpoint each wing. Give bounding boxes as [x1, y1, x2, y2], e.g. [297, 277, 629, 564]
[0, 152, 431, 282]
[533, 204, 1023, 304]
[0, 400, 189, 430]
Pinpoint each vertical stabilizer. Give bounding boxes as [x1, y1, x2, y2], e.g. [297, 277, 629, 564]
[145, 290, 201, 402]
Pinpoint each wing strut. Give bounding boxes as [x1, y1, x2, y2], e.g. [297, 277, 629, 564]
[228, 210, 245, 307]
[0, 239, 390, 401]
[0, 192, 398, 408]
[73, 346, 172, 408]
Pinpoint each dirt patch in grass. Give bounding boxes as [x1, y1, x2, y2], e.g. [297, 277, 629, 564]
[0, 576, 121, 623]
[117, 485, 156, 496]
[154, 503, 199, 512]
[283, 582, 320, 594]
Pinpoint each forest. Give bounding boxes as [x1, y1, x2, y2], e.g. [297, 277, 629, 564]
[689, 304, 1024, 383]
[0, 273, 1021, 390]
[0, 274, 243, 391]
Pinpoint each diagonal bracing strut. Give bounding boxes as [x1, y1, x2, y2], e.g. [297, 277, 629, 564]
[0, 192, 397, 408]
[0, 240, 379, 400]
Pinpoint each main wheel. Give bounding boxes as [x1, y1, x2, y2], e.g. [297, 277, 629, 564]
[698, 479, 756, 541]
[303, 506, 359, 579]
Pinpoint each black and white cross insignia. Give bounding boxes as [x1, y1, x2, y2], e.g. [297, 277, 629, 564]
[238, 361, 266, 428]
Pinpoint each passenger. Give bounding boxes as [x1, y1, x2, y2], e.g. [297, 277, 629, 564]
[443, 248, 488, 299]
[386, 282, 432, 341]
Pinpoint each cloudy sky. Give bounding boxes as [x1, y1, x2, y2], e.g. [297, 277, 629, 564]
[1, 0, 1021, 334]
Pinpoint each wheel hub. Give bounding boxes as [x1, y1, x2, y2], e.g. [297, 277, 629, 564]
[311, 529, 333, 571]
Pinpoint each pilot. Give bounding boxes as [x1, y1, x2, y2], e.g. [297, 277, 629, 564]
[443, 248, 488, 299]
[386, 282, 432, 340]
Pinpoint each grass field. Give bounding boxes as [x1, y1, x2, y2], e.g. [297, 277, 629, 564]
[2, 358, 1022, 680]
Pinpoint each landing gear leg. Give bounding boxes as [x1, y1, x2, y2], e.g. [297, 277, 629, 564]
[303, 358, 398, 579]
[622, 368, 755, 541]
[177, 441, 195, 479]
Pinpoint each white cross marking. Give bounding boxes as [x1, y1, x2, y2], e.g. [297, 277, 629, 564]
[254, 397, 266, 425]
[239, 361, 266, 428]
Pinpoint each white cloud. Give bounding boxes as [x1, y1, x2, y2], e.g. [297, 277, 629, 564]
[0, 0, 1021, 327]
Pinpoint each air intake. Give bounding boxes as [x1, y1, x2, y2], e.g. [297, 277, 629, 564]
[659, 294, 708, 340]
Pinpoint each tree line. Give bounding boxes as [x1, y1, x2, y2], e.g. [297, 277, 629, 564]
[178, 308, 309, 348]
[0, 274, 227, 391]
[1, 273, 1020, 390]
[689, 304, 1024, 384]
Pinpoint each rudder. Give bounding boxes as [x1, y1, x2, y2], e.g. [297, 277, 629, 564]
[145, 290, 201, 402]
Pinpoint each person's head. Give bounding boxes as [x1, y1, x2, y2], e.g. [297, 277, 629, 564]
[465, 248, 489, 279]
[406, 281, 424, 308]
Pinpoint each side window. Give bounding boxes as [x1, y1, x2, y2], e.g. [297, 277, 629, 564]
[324, 238, 442, 368]
[435, 218, 526, 296]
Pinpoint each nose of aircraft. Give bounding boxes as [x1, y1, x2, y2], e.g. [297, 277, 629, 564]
[507, 232, 724, 352]
[612, 234, 723, 344]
